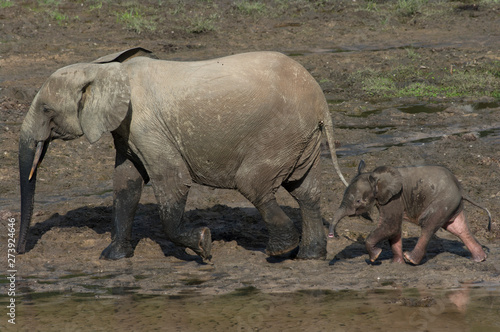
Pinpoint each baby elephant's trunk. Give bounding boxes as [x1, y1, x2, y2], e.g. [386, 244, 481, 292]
[328, 207, 348, 238]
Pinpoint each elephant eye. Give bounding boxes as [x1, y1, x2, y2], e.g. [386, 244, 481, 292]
[42, 105, 51, 114]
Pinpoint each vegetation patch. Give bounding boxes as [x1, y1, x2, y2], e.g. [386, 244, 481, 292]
[49, 10, 69, 24]
[116, 7, 157, 33]
[0, 0, 13, 8]
[351, 60, 500, 100]
[395, 0, 428, 17]
[186, 13, 219, 33]
[234, 0, 267, 16]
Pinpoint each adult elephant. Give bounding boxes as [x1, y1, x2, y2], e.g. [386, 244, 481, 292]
[17, 47, 348, 261]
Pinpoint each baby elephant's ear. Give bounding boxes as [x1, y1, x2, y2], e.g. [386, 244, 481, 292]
[357, 160, 366, 175]
[371, 166, 403, 205]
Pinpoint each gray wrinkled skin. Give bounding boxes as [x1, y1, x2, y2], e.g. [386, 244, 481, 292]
[330, 161, 491, 265]
[18, 48, 347, 261]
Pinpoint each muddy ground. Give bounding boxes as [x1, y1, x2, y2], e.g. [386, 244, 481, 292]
[1, 0, 499, 301]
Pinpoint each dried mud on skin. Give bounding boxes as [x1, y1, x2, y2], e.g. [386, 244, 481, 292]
[0, 1, 499, 296]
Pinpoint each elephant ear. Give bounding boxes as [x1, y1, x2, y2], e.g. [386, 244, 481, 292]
[92, 47, 158, 63]
[370, 166, 403, 205]
[78, 62, 131, 143]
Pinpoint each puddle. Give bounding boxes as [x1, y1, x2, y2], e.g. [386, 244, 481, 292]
[329, 102, 500, 157]
[473, 101, 500, 110]
[1, 286, 499, 331]
[479, 128, 500, 145]
[397, 103, 446, 114]
[336, 127, 500, 157]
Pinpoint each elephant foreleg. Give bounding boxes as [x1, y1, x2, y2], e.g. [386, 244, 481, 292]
[389, 233, 404, 263]
[366, 198, 404, 263]
[100, 153, 144, 260]
[366, 227, 403, 263]
[365, 229, 385, 262]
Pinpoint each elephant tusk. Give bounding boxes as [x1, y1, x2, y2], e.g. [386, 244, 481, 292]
[29, 141, 44, 181]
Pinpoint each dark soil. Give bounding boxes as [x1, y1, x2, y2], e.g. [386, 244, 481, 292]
[1, 0, 499, 299]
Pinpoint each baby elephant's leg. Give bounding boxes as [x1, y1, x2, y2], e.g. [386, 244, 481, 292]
[389, 233, 404, 263]
[443, 211, 487, 262]
[366, 198, 404, 263]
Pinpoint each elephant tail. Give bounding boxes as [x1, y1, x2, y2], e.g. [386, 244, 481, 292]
[463, 195, 492, 231]
[321, 112, 348, 187]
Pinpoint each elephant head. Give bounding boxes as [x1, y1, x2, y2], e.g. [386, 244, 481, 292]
[16, 47, 153, 254]
[328, 160, 403, 237]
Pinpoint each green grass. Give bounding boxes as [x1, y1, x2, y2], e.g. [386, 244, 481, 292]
[362, 77, 396, 96]
[186, 13, 218, 33]
[352, 62, 500, 100]
[49, 10, 68, 24]
[396, 0, 428, 17]
[89, 1, 103, 11]
[37, 0, 61, 5]
[0, 0, 13, 8]
[405, 47, 420, 60]
[234, 1, 267, 16]
[116, 8, 157, 33]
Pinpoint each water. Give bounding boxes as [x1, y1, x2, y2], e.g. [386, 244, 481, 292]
[1, 286, 499, 331]
[330, 103, 500, 157]
[397, 103, 446, 114]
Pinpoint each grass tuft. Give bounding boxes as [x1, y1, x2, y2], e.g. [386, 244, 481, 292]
[116, 8, 157, 33]
[234, 0, 267, 16]
[0, 0, 13, 8]
[396, 0, 428, 17]
[352, 61, 500, 100]
[186, 13, 218, 33]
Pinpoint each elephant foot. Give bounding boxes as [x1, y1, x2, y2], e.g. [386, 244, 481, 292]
[194, 227, 212, 261]
[368, 247, 382, 262]
[403, 251, 420, 265]
[266, 235, 299, 257]
[265, 222, 300, 257]
[100, 241, 134, 260]
[297, 246, 327, 260]
[471, 250, 487, 262]
[297, 236, 327, 260]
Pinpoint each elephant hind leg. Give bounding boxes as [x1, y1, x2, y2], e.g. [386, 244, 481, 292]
[443, 211, 487, 262]
[235, 165, 299, 258]
[404, 204, 452, 265]
[284, 163, 326, 259]
[255, 199, 300, 257]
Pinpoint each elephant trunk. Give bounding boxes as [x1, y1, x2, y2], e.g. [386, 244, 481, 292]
[328, 206, 349, 238]
[17, 133, 48, 254]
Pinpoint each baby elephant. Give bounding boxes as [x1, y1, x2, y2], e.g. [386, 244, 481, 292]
[329, 161, 491, 265]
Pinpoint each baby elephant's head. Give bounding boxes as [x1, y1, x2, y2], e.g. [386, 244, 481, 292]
[328, 160, 402, 237]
